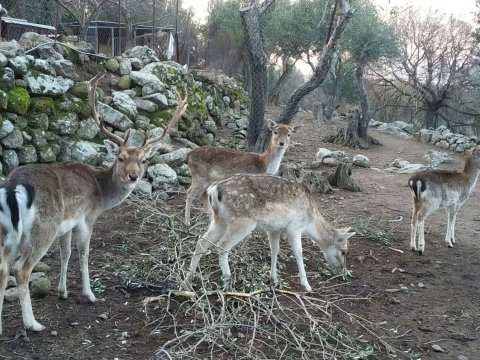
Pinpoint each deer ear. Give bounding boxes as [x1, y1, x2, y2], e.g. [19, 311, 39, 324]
[104, 139, 120, 156]
[267, 119, 277, 130]
[293, 124, 304, 133]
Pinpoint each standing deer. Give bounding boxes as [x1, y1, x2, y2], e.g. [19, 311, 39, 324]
[408, 146, 480, 254]
[184, 120, 303, 225]
[182, 174, 355, 292]
[0, 73, 187, 334]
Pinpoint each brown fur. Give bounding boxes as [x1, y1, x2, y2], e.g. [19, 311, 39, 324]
[184, 121, 303, 225]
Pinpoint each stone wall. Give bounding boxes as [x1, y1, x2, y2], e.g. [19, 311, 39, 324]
[0, 32, 249, 192]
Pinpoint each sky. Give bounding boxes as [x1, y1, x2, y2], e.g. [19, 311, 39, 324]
[182, 0, 478, 24]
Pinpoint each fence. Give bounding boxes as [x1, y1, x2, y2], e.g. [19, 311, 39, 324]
[1, 0, 178, 59]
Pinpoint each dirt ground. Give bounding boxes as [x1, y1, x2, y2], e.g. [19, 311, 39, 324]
[0, 108, 479, 359]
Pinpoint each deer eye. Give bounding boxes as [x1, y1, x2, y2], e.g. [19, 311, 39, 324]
[141, 159, 147, 164]
[341, 249, 347, 256]
[287, 133, 291, 137]
[274, 131, 278, 135]
[118, 156, 125, 163]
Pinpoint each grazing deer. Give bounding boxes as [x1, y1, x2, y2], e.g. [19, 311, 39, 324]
[182, 174, 355, 292]
[0, 73, 187, 334]
[184, 120, 303, 225]
[408, 146, 480, 254]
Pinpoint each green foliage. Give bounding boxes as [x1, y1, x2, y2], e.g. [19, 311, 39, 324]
[206, 0, 245, 50]
[7, 87, 31, 115]
[264, 0, 329, 59]
[343, 0, 399, 64]
[29, 97, 56, 115]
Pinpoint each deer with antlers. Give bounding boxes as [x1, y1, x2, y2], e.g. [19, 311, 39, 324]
[0, 73, 187, 334]
[184, 120, 303, 225]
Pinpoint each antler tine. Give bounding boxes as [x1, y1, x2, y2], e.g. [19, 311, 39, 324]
[87, 73, 125, 145]
[143, 89, 188, 147]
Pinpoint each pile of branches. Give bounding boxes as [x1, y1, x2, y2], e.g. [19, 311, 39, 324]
[106, 194, 416, 360]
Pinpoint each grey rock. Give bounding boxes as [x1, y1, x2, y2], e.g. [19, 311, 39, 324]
[4, 288, 18, 302]
[0, 128, 23, 149]
[76, 117, 100, 140]
[119, 58, 132, 75]
[204, 119, 217, 133]
[175, 163, 190, 177]
[0, 120, 14, 138]
[30, 129, 48, 147]
[147, 163, 178, 190]
[315, 148, 332, 161]
[156, 148, 191, 168]
[60, 141, 106, 165]
[30, 277, 51, 299]
[123, 46, 159, 63]
[129, 71, 164, 88]
[389, 158, 410, 168]
[9, 56, 30, 75]
[2, 149, 19, 174]
[49, 112, 79, 135]
[26, 72, 74, 95]
[125, 128, 146, 147]
[33, 262, 51, 273]
[0, 66, 15, 90]
[129, 57, 143, 70]
[112, 91, 138, 119]
[96, 102, 134, 131]
[37, 143, 60, 163]
[352, 154, 370, 168]
[17, 145, 38, 164]
[51, 59, 78, 80]
[423, 150, 455, 168]
[141, 93, 168, 108]
[0, 52, 7, 67]
[133, 178, 153, 197]
[133, 98, 158, 113]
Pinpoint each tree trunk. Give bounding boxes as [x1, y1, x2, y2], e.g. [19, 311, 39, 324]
[269, 58, 296, 105]
[328, 162, 361, 192]
[240, 2, 271, 151]
[255, 0, 354, 151]
[424, 108, 436, 129]
[242, 48, 252, 96]
[356, 63, 370, 140]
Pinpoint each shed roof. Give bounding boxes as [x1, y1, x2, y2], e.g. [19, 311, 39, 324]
[1, 16, 56, 31]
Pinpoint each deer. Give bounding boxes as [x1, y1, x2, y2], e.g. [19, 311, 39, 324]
[408, 145, 480, 255]
[0, 73, 187, 334]
[184, 120, 303, 225]
[181, 174, 355, 292]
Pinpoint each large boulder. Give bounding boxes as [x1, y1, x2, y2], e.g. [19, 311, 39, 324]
[123, 46, 159, 64]
[147, 163, 178, 190]
[112, 91, 138, 119]
[0, 67, 15, 90]
[96, 102, 134, 131]
[60, 141, 106, 165]
[8, 56, 31, 75]
[129, 71, 164, 90]
[51, 59, 78, 80]
[6, 87, 30, 115]
[49, 112, 79, 135]
[26, 72, 74, 96]
[155, 148, 191, 168]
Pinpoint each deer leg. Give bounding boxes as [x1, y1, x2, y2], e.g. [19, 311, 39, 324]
[0, 240, 14, 336]
[182, 220, 227, 290]
[74, 223, 95, 302]
[57, 231, 72, 300]
[410, 204, 419, 252]
[286, 230, 311, 292]
[445, 204, 459, 247]
[185, 181, 208, 226]
[216, 221, 256, 289]
[267, 230, 282, 287]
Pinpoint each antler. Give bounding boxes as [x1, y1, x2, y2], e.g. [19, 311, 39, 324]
[143, 89, 188, 148]
[87, 73, 126, 145]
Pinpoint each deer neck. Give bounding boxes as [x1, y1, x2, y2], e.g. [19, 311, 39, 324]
[262, 144, 287, 175]
[305, 208, 336, 248]
[463, 154, 480, 189]
[95, 164, 136, 211]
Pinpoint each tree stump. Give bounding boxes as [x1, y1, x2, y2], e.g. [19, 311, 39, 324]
[302, 170, 334, 193]
[324, 109, 381, 149]
[328, 162, 361, 192]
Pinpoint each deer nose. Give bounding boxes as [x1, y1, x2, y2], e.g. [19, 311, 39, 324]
[279, 141, 285, 146]
[129, 174, 138, 182]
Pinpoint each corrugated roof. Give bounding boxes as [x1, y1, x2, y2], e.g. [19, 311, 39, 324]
[1, 16, 56, 31]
